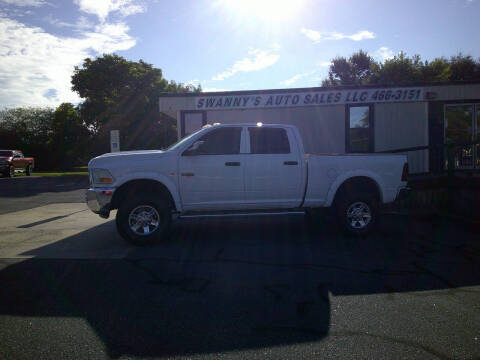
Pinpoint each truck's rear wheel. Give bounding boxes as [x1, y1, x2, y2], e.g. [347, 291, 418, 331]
[336, 194, 377, 236]
[116, 195, 171, 246]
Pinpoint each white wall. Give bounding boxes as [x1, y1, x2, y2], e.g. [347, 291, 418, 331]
[374, 102, 429, 173]
[205, 105, 346, 154]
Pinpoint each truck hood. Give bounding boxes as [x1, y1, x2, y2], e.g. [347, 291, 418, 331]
[88, 150, 168, 168]
[96, 150, 163, 158]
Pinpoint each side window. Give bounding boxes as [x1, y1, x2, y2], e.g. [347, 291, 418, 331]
[248, 127, 290, 154]
[189, 127, 242, 155]
[347, 105, 374, 153]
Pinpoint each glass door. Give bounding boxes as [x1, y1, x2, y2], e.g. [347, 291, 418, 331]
[477, 105, 480, 168]
[444, 104, 479, 169]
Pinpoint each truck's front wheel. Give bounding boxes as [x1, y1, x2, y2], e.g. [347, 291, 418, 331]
[336, 195, 377, 236]
[116, 196, 171, 246]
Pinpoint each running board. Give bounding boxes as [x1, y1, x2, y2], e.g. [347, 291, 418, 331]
[178, 210, 306, 219]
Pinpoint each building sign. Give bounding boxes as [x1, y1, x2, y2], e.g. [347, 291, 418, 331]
[110, 130, 120, 152]
[195, 87, 424, 110]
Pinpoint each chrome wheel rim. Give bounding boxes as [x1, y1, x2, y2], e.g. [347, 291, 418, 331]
[346, 201, 372, 230]
[128, 205, 160, 236]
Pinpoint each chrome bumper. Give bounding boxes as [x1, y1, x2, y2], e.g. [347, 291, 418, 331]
[85, 187, 115, 218]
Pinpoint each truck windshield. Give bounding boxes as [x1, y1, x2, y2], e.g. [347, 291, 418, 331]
[0, 151, 13, 156]
[165, 128, 204, 152]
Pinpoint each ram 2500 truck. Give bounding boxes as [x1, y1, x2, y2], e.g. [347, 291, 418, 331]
[86, 124, 408, 245]
[0, 150, 34, 177]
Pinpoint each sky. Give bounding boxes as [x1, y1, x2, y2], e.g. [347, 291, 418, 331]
[0, 0, 479, 108]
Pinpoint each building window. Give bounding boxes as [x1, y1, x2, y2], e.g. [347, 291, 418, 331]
[181, 111, 206, 138]
[248, 127, 291, 154]
[346, 105, 374, 153]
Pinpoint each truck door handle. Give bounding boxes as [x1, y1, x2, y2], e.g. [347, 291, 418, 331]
[284, 161, 298, 165]
[181, 172, 195, 177]
[225, 162, 241, 166]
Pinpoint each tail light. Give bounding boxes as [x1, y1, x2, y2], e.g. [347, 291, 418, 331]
[401, 163, 408, 182]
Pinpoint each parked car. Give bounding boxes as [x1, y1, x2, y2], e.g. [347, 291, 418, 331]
[86, 124, 409, 245]
[0, 150, 34, 177]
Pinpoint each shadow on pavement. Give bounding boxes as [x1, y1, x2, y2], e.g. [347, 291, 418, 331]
[0, 215, 478, 358]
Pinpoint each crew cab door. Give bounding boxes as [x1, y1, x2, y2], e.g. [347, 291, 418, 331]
[179, 126, 246, 211]
[244, 126, 304, 208]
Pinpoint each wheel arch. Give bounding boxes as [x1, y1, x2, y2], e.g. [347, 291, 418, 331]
[111, 178, 180, 212]
[326, 173, 384, 207]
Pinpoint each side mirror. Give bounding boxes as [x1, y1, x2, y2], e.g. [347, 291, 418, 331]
[184, 140, 205, 155]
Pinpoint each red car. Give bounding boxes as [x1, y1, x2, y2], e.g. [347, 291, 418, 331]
[0, 150, 34, 177]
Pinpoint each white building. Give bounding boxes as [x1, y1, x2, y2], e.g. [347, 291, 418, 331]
[159, 82, 480, 175]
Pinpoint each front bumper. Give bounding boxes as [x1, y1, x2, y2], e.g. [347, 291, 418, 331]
[86, 187, 115, 218]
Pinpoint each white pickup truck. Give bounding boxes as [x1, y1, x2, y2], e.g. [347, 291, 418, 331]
[86, 124, 408, 245]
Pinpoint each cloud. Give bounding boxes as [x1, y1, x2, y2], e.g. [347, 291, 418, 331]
[45, 15, 94, 31]
[202, 87, 229, 92]
[0, 15, 136, 107]
[0, 0, 48, 6]
[318, 61, 332, 67]
[73, 0, 145, 21]
[280, 70, 315, 86]
[373, 46, 395, 61]
[212, 49, 279, 81]
[300, 28, 375, 42]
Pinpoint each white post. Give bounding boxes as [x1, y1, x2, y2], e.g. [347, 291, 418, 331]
[110, 130, 120, 152]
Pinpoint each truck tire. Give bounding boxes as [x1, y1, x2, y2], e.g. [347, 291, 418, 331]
[7, 166, 14, 177]
[26, 165, 31, 176]
[336, 194, 377, 236]
[116, 195, 171, 246]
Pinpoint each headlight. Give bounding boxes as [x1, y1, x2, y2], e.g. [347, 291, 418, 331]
[90, 168, 115, 185]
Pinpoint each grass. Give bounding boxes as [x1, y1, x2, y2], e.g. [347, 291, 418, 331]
[31, 166, 88, 177]
[31, 171, 88, 177]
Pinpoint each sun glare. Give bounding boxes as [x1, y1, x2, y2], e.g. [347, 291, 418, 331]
[220, 0, 306, 22]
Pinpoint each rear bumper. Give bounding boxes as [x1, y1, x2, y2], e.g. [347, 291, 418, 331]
[395, 186, 411, 202]
[85, 187, 115, 218]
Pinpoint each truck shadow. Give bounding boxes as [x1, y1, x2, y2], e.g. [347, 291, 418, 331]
[0, 215, 478, 358]
[0, 176, 88, 198]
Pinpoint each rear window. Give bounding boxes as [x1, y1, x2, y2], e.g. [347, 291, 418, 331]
[248, 127, 290, 154]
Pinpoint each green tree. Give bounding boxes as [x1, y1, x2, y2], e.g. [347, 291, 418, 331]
[372, 52, 423, 84]
[71, 53, 201, 132]
[0, 107, 54, 169]
[322, 50, 377, 86]
[448, 54, 480, 81]
[420, 58, 451, 82]
[49, 103, 89, 169]
[322, 51, 480, 86]
[71, 54, 200, 153]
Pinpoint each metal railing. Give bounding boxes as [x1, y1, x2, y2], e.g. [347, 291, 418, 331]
[378, 140, 480, 175]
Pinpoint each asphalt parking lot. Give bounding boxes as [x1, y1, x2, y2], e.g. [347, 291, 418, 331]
[0, 176, 479, 359]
